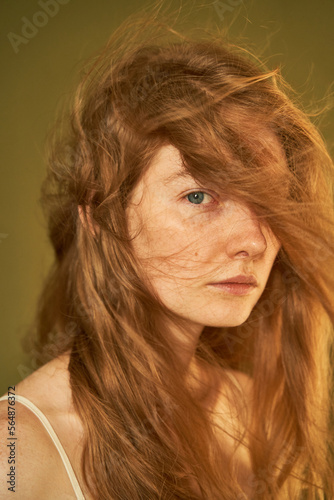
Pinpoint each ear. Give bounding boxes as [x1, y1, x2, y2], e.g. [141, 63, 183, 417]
[78, 205, 99, 237]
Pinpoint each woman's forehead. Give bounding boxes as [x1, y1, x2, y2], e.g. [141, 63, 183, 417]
[142, 131, 287, 183]
[136, 145, 187, 192]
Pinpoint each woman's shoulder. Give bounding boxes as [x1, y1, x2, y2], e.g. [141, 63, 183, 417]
[0, 398, 75, 499]
[0, 352, 85, 499]
[5, 352, 74, 411]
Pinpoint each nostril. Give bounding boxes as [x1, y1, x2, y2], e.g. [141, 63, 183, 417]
[236, 251, 249, 257]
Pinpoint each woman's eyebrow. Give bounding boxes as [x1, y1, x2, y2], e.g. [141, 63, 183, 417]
[163, 170, 194, 186]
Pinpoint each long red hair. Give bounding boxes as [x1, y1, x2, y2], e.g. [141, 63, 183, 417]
[26, 3, 334, 498]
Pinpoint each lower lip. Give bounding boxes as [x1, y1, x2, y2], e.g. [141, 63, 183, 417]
[208, 283, 256, 295]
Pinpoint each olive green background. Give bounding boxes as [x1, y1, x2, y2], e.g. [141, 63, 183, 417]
[1, 0, 333, 396]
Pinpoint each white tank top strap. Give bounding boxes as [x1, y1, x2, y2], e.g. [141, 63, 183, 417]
[0, 394, 86, 500]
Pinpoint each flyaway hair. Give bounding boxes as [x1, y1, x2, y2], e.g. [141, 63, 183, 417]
[25, 2, 334, 498]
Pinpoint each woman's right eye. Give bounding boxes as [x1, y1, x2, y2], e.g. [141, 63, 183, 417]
[185, 191, 213, 205]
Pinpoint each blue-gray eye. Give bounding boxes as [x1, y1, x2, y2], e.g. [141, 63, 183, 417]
[187, 192, 205, 204]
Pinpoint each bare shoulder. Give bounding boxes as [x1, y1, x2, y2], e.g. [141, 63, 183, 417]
[0, 397, 75, 499]
[0, 352, 84, 499]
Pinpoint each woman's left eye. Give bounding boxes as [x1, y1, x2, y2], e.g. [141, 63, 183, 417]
[185, 191, 213, 205]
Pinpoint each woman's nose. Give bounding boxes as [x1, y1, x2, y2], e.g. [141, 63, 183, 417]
[224, 202, 267, 260]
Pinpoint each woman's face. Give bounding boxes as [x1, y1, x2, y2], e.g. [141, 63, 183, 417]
[126, 145, 281, 332]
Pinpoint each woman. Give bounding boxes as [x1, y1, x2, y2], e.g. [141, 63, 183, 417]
[1, 6, 334, 500]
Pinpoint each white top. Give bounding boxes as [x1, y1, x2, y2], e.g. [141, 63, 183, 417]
[0, 394, 86, 499]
